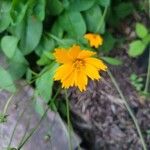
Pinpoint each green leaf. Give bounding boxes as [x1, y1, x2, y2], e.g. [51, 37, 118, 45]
[36, 62, 58, 102]
[33, 0, 46, 21]
[0, 66, 16, 92]
[83, 5, 105, 33]
[10, 0, 29, 25]
[137, 77, 143, 82]
[115, 2, 134, 19]
[0, 1, 11, 32]
[130, 73, 137, 81]
[58, 10, 86, 37]
[1, 35, 18, 58]
[37, 52, 54, 66]
[35, 35, 55, 56]
[101, 56, 123, 66]
[101, 32, 116, 52]
[143, 34, 150, 45]
[26, 68, 32, 82]
[97, 0, 110, 7]
[51, 21, 64, 38]
[34, 91, 45, 116]
[20, 16, 43, 55]
[136, 23, 148, 38]
[69, 0, 95, 11]
[7, 49, 28, 80]
[128, 40, 146, 57]
[47, 0, 64, 16]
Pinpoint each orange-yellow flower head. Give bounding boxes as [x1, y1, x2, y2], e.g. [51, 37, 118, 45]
[53, 45, 107, 91]
[84, 33, 103, 48]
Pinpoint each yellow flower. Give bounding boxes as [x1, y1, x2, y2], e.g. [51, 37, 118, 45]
[84, 33, 103, 48]
[53, 45, 107, 91]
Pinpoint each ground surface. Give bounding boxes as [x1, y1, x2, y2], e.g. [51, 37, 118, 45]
[68, 49, 150, 150]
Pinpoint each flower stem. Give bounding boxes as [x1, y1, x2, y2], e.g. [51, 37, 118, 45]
[17, 108, 49, 150]
[144, 47, 150, 94]
[17, 87, 61, 149]
[107, 70, 147, 150]
[48, 33, 65, 45]
[96, 6, 108, 33]
[65, 90, 73, 150]
[3, 94, 14, 115]
[7, 107, 26, 148]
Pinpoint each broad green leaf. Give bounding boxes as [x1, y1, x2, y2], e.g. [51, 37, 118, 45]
[10, 0, 29, 25]
[32, 0, 46, 21]
[69, 0, 95, 11]
[7, 49, 28, 80]
[20, 16, 43, 55]
[1, 35, 18, 58]
[36, 62, 58, 102]
[51, 21, 64, 38]
[136, 23, 148, 38]
[37, 52, 54, 66]
[35, 35, 55, 56]
[34, 93, 45, 116]
[101, 56, 123, 65]
[47, 0, 64, 16]
[101, 32, 116, 52]
[115, 2, 134, 19]
[83, 5, 105, 33]
[130, 73, 137, 81]
[128, 40, 146, 57]
[8, 19, 24, 40]
[8, 62, 27, 80]
[143, 34, 150, 45]
[58, 10, 86, 37]
[0, 1, 11, 32]
[0, 66, 16, 92]
[97, 0, 110, 7]
[26, 68, 32, 82]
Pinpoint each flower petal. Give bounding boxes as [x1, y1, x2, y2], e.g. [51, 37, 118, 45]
[85, 58, 107, 71]
[75, 70, 88, 91]
[84, 33, 103, 48]
[77, 50, 96, 59]
[84, 64, 100, 80]
[54, 63, 73, 81]
[61, 70, 75, 88]
[68, 45, 81, 59]
[54, 48, 71, 63]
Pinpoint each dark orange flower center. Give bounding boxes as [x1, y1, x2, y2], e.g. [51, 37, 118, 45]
[73, 59, 85, 70]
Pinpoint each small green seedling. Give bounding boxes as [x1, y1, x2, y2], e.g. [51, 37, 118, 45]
[128, 23, 150, 57]
[130, 73, 144, 91]
[0, 113, 8, 123]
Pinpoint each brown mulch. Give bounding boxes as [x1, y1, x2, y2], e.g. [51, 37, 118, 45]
[67, 50, 150, 150]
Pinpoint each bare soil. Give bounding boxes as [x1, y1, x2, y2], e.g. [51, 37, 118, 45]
[67, 49, 150, 150]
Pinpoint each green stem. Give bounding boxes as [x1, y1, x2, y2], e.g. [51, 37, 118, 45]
[65, 90, 72, 150]
[144, 47, 150, 94]
[3, 94, 14, 115]
[108, 70, 147, 150]
[17, 108, 48, 150]
[48, 33, 65, 45]
[7, 107, 26, 148]
[96, 6, 108, 33]
[17, 88, 61, 149]
[17, 116, 31, 148]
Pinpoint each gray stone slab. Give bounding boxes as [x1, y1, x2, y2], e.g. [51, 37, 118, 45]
[0, 54, 80, 150]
